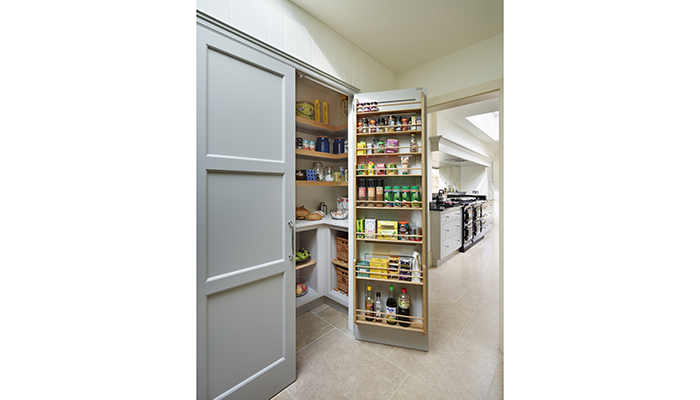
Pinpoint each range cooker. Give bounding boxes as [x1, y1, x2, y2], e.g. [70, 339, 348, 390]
[435, 192, 488, 252]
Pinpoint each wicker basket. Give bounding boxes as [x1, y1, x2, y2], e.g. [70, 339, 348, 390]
[334, 265, 349, 295]
[336, 236, 348, 263]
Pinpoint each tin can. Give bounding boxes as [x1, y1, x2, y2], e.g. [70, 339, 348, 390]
[357, 141, 366, 155]
[387, 163, 397, 175]
[392, 186, 401, 206]
[357, 164, 367, 175]
[384, 186, 392, 207]
[401, 186, 410, 207]
[411, 186, 421, 207]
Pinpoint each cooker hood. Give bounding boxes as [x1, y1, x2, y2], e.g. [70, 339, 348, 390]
[429, 135, 493, 168]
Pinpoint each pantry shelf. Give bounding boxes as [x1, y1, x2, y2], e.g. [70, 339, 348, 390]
[354, 310, 425, 334]
[295, 149, 348, 160]
[356, 130, 422, 137]
[296, 181, 348, 187]
[356, 151, 423, 157]
[355, 206, 423, 210]
[296, 116, 347, 136]
[356, 238, 423, 245]
[295, 258, 316, 270]
[354, 275, 424, 286]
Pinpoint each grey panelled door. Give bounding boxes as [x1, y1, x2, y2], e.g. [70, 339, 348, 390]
[197, 24, 295, 400]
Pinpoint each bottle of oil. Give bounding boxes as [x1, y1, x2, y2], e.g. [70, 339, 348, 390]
[374, 292, 382, 323]
[365, 285, 374, 321]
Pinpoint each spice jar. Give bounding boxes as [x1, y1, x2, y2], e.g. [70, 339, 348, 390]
[367, 179, 376, 206]
[324, 166, 334, 182]
[358, 179, 367, 207]
[410, 133, 417, 153]
[375, 179, 384, 207]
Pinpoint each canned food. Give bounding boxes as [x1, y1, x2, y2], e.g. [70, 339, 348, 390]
[357, 164, 367, 175]
[387, 163, 397, 175]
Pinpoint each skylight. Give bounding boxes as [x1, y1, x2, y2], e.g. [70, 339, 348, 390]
[466, 111, 499, 141]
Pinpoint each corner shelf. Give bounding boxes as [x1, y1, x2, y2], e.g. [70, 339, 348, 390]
[296, 116, 347, 136]
[295, 148, 348, 160]
[295, 258, 316, 270]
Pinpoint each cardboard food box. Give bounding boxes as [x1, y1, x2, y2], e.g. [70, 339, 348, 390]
[364, 218, 377, 239]
[369, 257, 388, 279]
[377, 220, 398, 240]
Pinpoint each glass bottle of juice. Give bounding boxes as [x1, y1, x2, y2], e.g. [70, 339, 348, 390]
[398, 288, 411, 327]
[365, 285, 374, 321]
[386, 285, 397, 325]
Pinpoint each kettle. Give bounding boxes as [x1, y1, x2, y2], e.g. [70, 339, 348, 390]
[437, 189, 447, 203]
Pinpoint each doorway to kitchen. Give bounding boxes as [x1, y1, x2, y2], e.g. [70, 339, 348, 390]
[426, 84, 503, 352]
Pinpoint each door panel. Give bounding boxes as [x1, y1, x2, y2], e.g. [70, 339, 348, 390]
[206, 47, 285, 162]
[198, 23, 295, 400]
[206, 172, 284, 279]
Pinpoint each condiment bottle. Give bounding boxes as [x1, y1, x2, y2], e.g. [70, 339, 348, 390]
[358, 179, 367, 206]
[410, 133, 417, 152]
[367, 179, 376, 206]
[398, 288, 411, 327]
[375, 179, 384, 207]
[365, 285, 374, 321]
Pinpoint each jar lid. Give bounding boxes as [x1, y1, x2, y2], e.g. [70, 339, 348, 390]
[401, 186, 409, 189]
[410, 186, 419, 189]
[392, 186, 400, 189]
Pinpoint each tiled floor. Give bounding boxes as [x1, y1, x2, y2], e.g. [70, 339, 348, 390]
[274, 224, 502, 400]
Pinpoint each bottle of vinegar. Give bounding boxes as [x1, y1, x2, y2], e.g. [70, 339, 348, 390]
[374, 292, 382, 323]
[386, 285, 397, 325]
[398, 288, 411, 327]
[365, 285, 374, 321]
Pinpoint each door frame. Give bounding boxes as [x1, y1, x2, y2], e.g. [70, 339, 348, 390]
[426, 78, 504, 353]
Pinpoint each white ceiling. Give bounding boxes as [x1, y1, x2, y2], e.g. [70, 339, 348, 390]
[289, 0, 503, 74]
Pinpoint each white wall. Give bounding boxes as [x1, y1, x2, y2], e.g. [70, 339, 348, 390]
[397, 33, 503, 99]
[435, 114, 496, 160]
[197, 0, 397, 92]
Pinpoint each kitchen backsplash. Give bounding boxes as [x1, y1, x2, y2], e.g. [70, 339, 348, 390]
[431, 166, 461, 193]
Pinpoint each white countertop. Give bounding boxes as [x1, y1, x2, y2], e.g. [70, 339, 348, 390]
[295, 215, 349, 231]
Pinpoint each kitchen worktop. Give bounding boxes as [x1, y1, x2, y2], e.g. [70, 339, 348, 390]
[296, 215, 349, 231]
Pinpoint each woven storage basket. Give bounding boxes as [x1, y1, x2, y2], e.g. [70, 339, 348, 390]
[336, 236, 348, 262]
[334, 265, 349, 295]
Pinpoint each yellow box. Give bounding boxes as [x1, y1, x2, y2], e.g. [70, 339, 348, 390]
[369, 258, 388, 279]
[323, 101, 328, 124]
[314, 99, 320, 122]
[377, 220, 398, 240]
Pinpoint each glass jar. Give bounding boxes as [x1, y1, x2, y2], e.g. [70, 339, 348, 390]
[313, 162, 323, 179]
[324, 166, 335, 182]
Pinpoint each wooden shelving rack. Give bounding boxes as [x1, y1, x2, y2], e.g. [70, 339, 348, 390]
[351, 93, 428, 336]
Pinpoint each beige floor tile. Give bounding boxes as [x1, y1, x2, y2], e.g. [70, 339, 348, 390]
[296, 312, 333, 352]
[460, 307, 501, 354]
[486, 355, 504, 400]
[357, 338, 397, 358]
[385, 328, 500, 400]
[389, 375, 448, 400]
[290, 329, 407, 400]
[315, 306, 352, 336]
[428, 296, 478, 338]
[309, 303, 329, 314]
[270, 389, 294, 400]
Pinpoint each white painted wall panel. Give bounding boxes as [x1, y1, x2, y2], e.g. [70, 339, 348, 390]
[209, 0, 231, 26]
[298, 9, 313, 65]
[283, 1, 299, 59]
[251, 0, 269, 43]
[311, 18, 324, 70]
[231, 0, 252, 35]
[268, 0, 285, 52]
[198, 0, 399, 93]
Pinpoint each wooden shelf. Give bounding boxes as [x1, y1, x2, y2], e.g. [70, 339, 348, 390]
[355, 237, 423, 245]
[354, 309, 425, 334]
[356, 206, 423, 210]
[356, 151, 423, 157]
[296, 116, 347, 136]
[296, 148, 348, 160]
[355, 106, 422, 117]
[354, 275, 424, 286]
[296, 181, 348, 187]
[355, 174, 423, 178]
[357, 130, 422, 137]
[295, 258, 316, 270]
